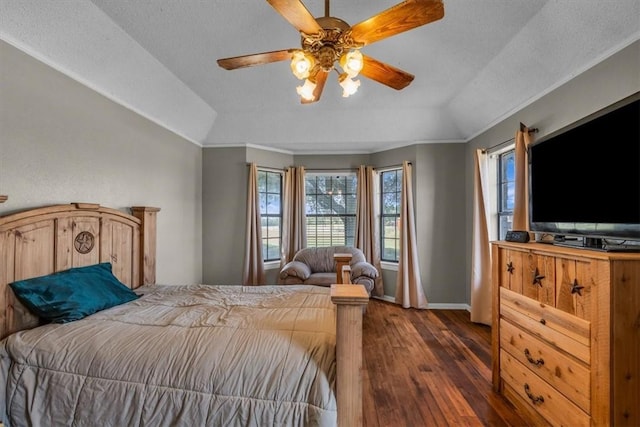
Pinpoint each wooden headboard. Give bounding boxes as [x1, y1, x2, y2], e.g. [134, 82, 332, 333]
[0, 203, 159, 340]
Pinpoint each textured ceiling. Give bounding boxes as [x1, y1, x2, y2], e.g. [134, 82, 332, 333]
[1, 0, 639, 154]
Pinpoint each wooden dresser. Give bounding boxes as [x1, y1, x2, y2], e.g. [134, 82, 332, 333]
[491, 241, 639, 426]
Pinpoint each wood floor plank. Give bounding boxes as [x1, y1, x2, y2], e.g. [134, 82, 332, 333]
[362, 299, 528, 427]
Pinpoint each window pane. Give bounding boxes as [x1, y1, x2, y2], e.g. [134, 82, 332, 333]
[265, 237, 280, 260]
[499, 214, 513, 239]
[382, 171, 396, 189]
[266, 194, 280, 215]
[333, 175, 346, 190]
[396, 170, 403, 191]
[305, 195, 317, 214]
[317, 195, 332, 214]
[266, 173, 280, 193]
[259, 193, 266, 213]
[503, 153, 515, 181]
[344, 217, 355, 245]
[500, 182, 514, 211]
[346, 175, 357, 194]
[305, 176, 316, 194]
[316, 176, 329, 192]
[382, 217, 398, 238]
[257, 171, 266, 192]
[345, 194, 357, 215]
[382, 193, 398, 214]
[268, 217, 280, 237]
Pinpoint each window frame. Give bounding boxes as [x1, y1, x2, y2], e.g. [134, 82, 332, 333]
[379, 167, 402, 263]
[497, 149, 515, 240]
[257, 168, 283, 262]
[304, 172, 358, 248]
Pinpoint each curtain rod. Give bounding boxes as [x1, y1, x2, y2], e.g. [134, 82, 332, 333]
[374, 162, 411, 171]
[249, 163, 412, 172]
[303, 162, 412, 171]
[247, 164, 282, 173]
[483, 123, 539, 153]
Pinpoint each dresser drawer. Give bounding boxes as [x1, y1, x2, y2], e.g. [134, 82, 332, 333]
[500, 287, 590, 364]
[500, 318, 590, 412]
[500, 349, 590, 427]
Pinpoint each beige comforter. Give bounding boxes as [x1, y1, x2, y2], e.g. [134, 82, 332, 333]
[0, 284, 338, 426]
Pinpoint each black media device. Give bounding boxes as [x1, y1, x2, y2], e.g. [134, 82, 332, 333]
[506, 230, 530, 243]
[528, 93, 640, 251]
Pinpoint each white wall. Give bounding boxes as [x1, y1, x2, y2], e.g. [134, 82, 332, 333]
[0, 40, 203, 285]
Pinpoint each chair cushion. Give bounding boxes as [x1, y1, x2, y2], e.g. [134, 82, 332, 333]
[304, 272, 339, 287]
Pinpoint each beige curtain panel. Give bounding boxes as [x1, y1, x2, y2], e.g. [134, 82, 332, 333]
[513, 128, 533, 232]
[470, 149, 492, 325]
[280, 166, 307, 274]
[355, 165, 384, 297]
[395, 161, 428, 309]
[242, 162, 265, 285]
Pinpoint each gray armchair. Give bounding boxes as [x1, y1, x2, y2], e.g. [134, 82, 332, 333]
[279, 246, 378, 295]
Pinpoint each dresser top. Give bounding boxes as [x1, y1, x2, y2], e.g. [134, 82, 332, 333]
[491, 241, 640, 261]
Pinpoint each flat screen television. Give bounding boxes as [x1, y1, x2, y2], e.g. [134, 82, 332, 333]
[528, 93, 640, 250]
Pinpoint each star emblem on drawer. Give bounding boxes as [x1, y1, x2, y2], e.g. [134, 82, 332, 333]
[506, 262, 515, 274]
[532, 268, 545, 286]
[570, 279, 584, 296]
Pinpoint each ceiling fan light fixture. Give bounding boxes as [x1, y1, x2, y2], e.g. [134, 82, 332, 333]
[290, 51, 315, 79]
[217, 0, 445, 103]
[339, 50, 363, 78]
[296, 78, 317, 101]
[338, 73, 360, 97]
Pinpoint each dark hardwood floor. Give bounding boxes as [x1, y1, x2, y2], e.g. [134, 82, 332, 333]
[361, 299, 528, 427]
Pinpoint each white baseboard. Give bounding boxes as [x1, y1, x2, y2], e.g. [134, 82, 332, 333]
[372, 295, 470, 311]
[427, 303, 471, 311]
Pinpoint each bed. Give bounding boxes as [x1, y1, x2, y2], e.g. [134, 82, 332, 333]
[0, 203, 368, 426]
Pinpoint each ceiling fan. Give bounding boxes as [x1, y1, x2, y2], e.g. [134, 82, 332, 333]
[217, 0, 444, 103]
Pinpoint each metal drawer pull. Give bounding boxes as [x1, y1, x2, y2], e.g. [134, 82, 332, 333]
[524, 383, 545, 405]
[524, 348, 544, 366]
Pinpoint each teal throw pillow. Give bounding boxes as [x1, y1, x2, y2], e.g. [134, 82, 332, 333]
[9, 262, 139, 323]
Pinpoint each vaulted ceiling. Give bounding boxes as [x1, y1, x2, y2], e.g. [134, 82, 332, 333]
[1, 1, 638, 153]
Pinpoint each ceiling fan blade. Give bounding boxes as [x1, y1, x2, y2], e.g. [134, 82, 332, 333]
[350, 0, 444, 46]
[266, 0, 322, 35]
[217, 49, 294, 70]
[360, 55, 414, 90]
[301, 70, 328, 104]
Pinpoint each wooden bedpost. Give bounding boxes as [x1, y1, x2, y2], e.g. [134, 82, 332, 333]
[334, 253, 352, 284]
[341, 265, 352, 284]
[131, 206, 160, 286]
[330, 284, 369, 427]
